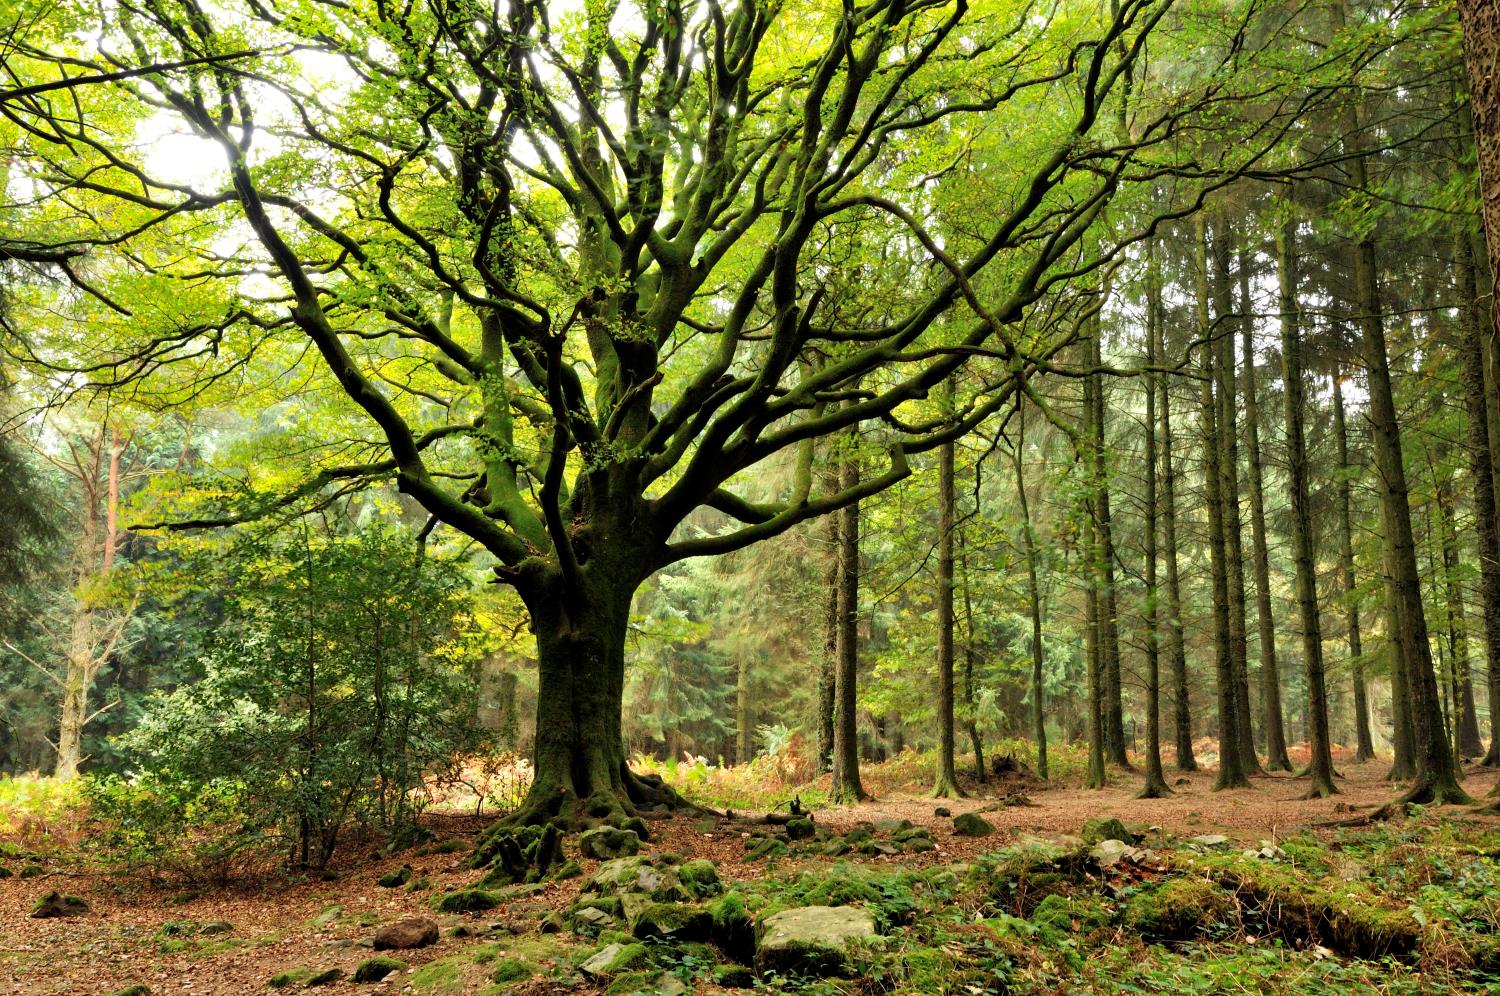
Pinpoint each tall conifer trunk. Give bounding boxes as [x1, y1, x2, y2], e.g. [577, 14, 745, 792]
[1195, 217, 1249, 790]
[1159, 309, 1197, 772]
[1347, 102, 1470, 804]
[1332, 374, 1376, 762]
[1275, 217, 1337, 798]
[932, 419, 963, 798]
[1014, 403, 1049, 781]
[1238, 250, 1291, 771]
[1139, 242, 1171, 798]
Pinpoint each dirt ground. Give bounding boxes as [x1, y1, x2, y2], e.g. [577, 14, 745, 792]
[5, 749, 1499, 995]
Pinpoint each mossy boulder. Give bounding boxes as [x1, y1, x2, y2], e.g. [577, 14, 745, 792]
[377, 864, 412, 888]
[677, 858, 722, 898]
[1081, 817, 1133, 845]
[584, 856, 688, 901]
[580, 940, 652, 977]
[579, 826, 642, 860]
[952, 813, 994, 837]
[353, 955, 407, 983]
[18, 863, 43, 878]
[746, 837, 788, 861]
[306, 967, 344, 986]
[755, 906, 879, 977]
[786, 817, 816, 841]
[552, 859, 583, 881]
[708, 891, 755, 963]
[621, 816, 651, 841]
[432, 888, 500, 914]
[629, 901, 713, 941]
[713, 964, 756, 988]
[1124, 876, 1232, 941]
[267, 969, 312, 989]
[30, 891, 88, 918]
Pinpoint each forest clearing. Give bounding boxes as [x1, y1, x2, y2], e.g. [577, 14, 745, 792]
[8, 0, 1500, 991]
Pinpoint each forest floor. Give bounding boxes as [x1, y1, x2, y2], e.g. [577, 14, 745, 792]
[4, 747, 1500, 995]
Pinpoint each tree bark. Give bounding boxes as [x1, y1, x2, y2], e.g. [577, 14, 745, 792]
[1090, 325, 1130, 769]
[1275, 217, 1337, 798]
[1195, 216, 1249, 790]
[1347, 105, 1470, 804]
[1160, 307, 1197, 772]
[831, 445, 867, 802]
[1238, 248, 1291, 771]
[1332, 373, 1377, 762]
[1211, 229, 1260, 776]
[1454, 230, 1500, 767]
[932, 420, 963, 798]
[819, 513, 838, 772]
[959, 534, 987, 783]
[1139, 242, 1171, 798]
[1436, 470, 1483, 759]
[1014, 401, 1049, 781]
[736, 653, 754, 764]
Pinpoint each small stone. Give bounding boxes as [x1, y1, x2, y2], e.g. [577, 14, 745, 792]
[785, 817, 816, 841]
[934, 806, 951, 817]
[1089, 839, 1130, 868]
[539, 911, 566, 934]
[377, 864, 412, 888]
[580, 942, 633, 977]
[1082, 818, 1133, 845]
[1191, 834, 1230, 848]
[198, 921, 233, 936]
[573, 906, 615, 932]
[308, 905, 342, 928]
[306, 967, 344, 986]
[371, 915, 439, 950]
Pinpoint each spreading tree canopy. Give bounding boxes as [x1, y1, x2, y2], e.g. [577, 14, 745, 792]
[2, 0, 1370, 823]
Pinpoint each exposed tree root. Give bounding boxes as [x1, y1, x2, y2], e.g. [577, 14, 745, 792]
[499, 765, 713, 831]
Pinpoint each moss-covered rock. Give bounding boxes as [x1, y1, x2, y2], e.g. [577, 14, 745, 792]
[584, 856, 689, 902]
[708, 891, 755, 963]
[746, 837, 787, 861]
[580, 940, 652, 976]
[108, 986, 151, 996]
[18, 863, 43, 878]
[621, 816, 651, 841]
[580, 827, 642, 860]
[266, 968, 312, 989]
[786, 817, 816, 841]
[677, 859, 721, 898]
[353, 955, 407, 983]
[755, 906, 879, 977]
[952, 813, 994, 837]
[1123, 876, 1233, 941]
[893, 826, 932, 843]
[377, 864, 412, 888]
[552, 859, 583, 881]
[432, 888, 501, 914]
[713, 963, 756, 988]
[1081, 817, 1132, 845]
[30, 890, 88, 918]
[306, 967, 344, 986]
[630, 902, 714, 941]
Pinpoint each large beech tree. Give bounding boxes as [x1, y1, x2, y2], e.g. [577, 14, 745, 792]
[3, 0, 1356, 824]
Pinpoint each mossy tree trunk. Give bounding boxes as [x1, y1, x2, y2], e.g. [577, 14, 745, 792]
[1089, 326, 1129, 770]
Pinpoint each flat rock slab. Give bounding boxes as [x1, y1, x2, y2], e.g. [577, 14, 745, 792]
[372, 915, 439, 950]
[755, 906, 878, 977]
